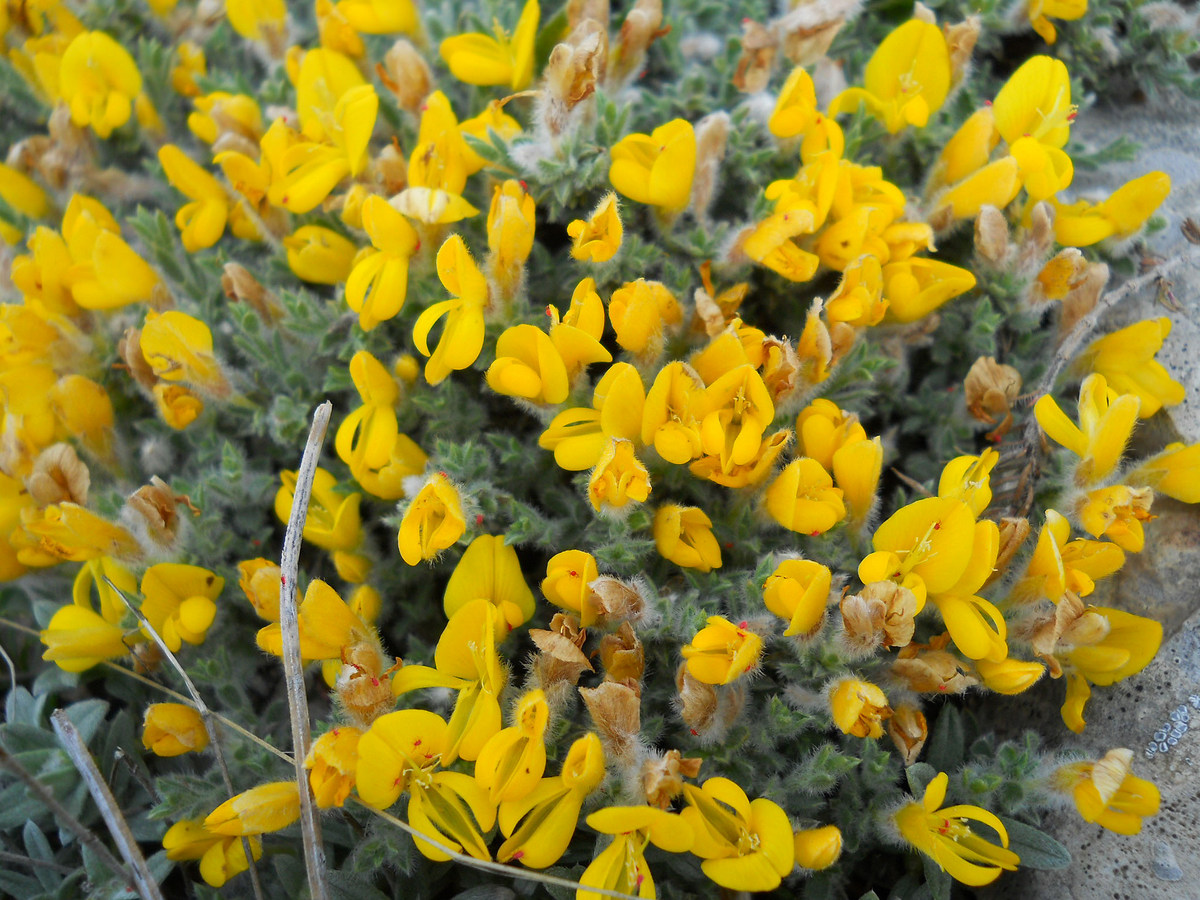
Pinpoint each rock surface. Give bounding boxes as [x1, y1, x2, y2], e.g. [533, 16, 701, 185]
[988, 91, 1200, 900]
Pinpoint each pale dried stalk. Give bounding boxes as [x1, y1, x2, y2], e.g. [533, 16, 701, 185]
[0, 744, 130, 885]
[278, 400, 332, 900]
[49, 710, 165, 900]
[104, 578, 266, 900]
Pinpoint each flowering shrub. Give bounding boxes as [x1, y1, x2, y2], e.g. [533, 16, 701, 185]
[0, 0, 1196, 897]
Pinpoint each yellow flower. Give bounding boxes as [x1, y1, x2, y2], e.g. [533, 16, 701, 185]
[0, 163, 50, 244]
[542, 549, 602, 626]
[444, 534, 536, 629]
[294, 48, 363, 142]
[1034, 373, 1140, 484]
[568, 192, 623, 262]
[764, 558, 831, 637]
[205, 782, 301, 836]
[930, 108, 1000, 192]
[834, 437, 883, 526]
[641, 362, 708, 464]
[284, 225, 357, 285]
[700, 364, 774, 474]
[143, 703, 208, 757]
[139, 563, 224, 653]
[769, 66, 819, 139]
[414, 235, 489, 385]
[1060, 606, 1161, 732]
[40, 603, 133, 672]
[188, 92, 263, 145]
[486, 325, 570, 406]
[828, 20, 951, 134]
[305, 726, 361, 809]
[992, 56, 1074, 150]
[894, 772, 1019, 885]
[681, 616, 763, 685]
[345, 196, 419, 330]
[609, 119, 697, 214]
[59, 31, 143, 138]
[488, 179, 537, 301]
[547, 278, 613, 383]
[680, 778, 795, 891]
[159, 145, 259, 252]
[390, 600, 507, 764]
[1028, 0, 1087, 43]
[1078, 318, 1184, 418]
[19, 503, 140, 566]
[579, 807, 693, 900]
[59, 196, 163, 310]
[883, 258, 976, 323]
[171, 41, 206, 97]
[539, 363, 645, 471]
[275, 467, 365, 554]
[237, 558, 282, 621]
[140, 311, 229, 398]
[1016, 509, 1125, 602]
[163, 820, 261, 888]
[474, 689, 549, 804]
[397, 472, 466, 565]
[765, 458, 846, 535]
[588, 437, 651, 513]
[336, 0, 418, 34]
[1054, 748, 1160, 834]
[975, 657, 1046, 695]
[824, 254, 888, 327]
[794, 824, 843, 871]
[932, 157, 1023, 223]
[829, 677, 891, 738]
[439, 0, 539, 90]
[609, 279, 683, 359]
[1077, 485, 1154, 553]
[255, 579, 376, 662]
[654, 505, 722, 572]
[742, 201, 821, 284]
[796, 399, 866, 472]
[154, 385, 204, 430]
[1131, 441, 1200, 503]
[496, 732, 606, 868]
[73, 557, 137, 626]
[226, 0, 286, 43]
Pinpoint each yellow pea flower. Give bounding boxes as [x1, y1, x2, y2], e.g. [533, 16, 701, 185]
[682, 616, 762, 685]
[275, 466, 365, 556]
[700, 364, 774, 474]
[930, 108, 1000, 192]
[394, 95, 480, 223]
[654, 505, 721, 572]
[588, 437, 651, 513]
[444, 534, 535, 629]
[542, 549, 602, 626]
[237, 558, 282, 621]
[834, 437, 883, 526]
[828, 20, 951, 134]
[547, 278, 613, 384]
[336, 0, 418, 34]
[824, 254, 888, 327]
[1131, 441, 1200, 503]
[496, 732, 606, 867]
[58, 31, 143, 138]
[932, 157, 1023, 223]
[154, 384, 204, 430]
[1053, 172, 1172, 247]
[0, 163, 50, 245]
[1028, 0, 1087, 43]
[829, 677, 891, 738]
[143, 703, 209, 757]
[440, 0, 539, 90]
[769, 66, 819, 139]
[883, 258, 976, 323]
[345, 196, 419, 330]
[975, 657, 1046, 695]
[1015, 509, 1125, 603]
[414, 235, 489, 386]
[163, 820, 261, 888]
[74, 556, 137, 626]
[487, 180, 536, 302]
[1053, 749, 1160, 834]
[139, 563, 224, 653]
[794, 824, 843, 871]
[642, 362, 708, 464]
[1060, 606, 1161, 732]
[50, 374, 114, 460]
[255, 578, 376, 661]
[680, 778, 795, 891]
[474, 689, 549, 804]
[188, 91, 263, 145]
[609, 119, 697, 215]
[764, 558, 831, 637]
[894, 772, 1019, 885]
[60, 196, 163, 310]
[397, 472, 466, 565]
[992, 56, 1074, 150]
[765, 457, 846, 535]
[40, 603, 133, 672]
[796, 399, 867, 472]
[579, 806, 693, 900]
[742, 201, 821, 284]
[170, 41, 206, 97]
[1077, 485, 1154, 553]
[1079, 318, 1184, 418]
[294, 48, 363, 141]
[609, 278, 683, 360]
[226, 0, 286, 44]
[486, 325, 570, 405]
[159, 145, 259, 252]
[390, 601, 507, 763]
[140, 311, 230, 398]
[937, 450, 999, 517]
[538, 362, 645, 471]
[1034, 373, 1140, 484]
[205, 782, 301, 836]
[567, 192, 623, 262]
[19, 503, 140, 566]
[284, 225, 357, 285]
[305, 726, 361, 809]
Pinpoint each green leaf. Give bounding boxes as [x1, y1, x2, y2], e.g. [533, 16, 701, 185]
[924, 704, 965, 773]
[24, 819, 60, 890]
[1000, 818, 1071, 870]
[61, 700, 110, 748]
[922, 855, 953, 900]
[905, 762, 937, 797]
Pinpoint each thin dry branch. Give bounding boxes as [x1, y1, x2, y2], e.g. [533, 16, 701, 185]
[278, 400, 333, 900]
[49, 710, 165, 900]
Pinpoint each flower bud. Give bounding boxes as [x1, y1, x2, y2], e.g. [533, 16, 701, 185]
[976, 657, 1046, 695]
[653, 504, 720, 571]
[974, 205, 1010, 264]
[764, 558, 831, 637]
[794, 824, 843, 870]
[237, 558, 282, 621]
[143, 703, 209, 756]
[205, 782, 301, 836]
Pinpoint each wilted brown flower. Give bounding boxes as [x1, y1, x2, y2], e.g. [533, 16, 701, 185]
[641, 749, 703, 808]
[964, 356, 1022, 439]
[580, 680, 642, 766]
[599, 621, 645, 686]
[27, 444, 90, 506]
[888, 704, 928, 765]
[126, 476, 200, 547]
